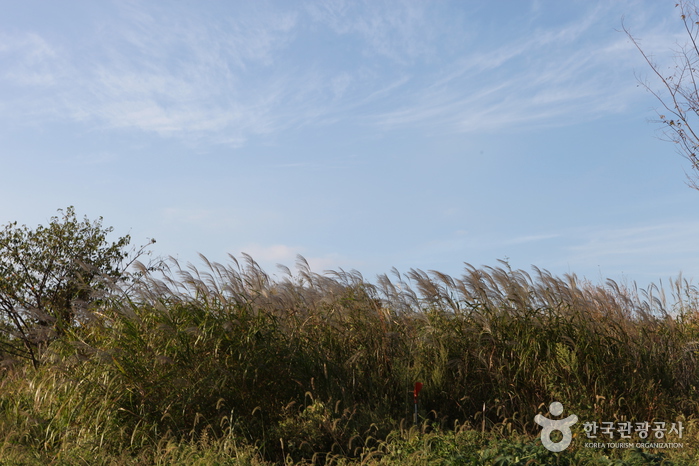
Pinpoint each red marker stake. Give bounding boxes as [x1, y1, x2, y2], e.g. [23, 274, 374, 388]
[413, 382, 423, 426]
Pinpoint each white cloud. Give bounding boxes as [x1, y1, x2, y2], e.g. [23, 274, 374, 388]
[305, 0, 433, 63]
[504, 233, 561, 246]
[235, 243, 363, 275]
[374, 6, 647, 133]
[0, 32, 62, 86]
[0, 3, 304, 145]
[567, 222, 699, 262]
[240, 243, 299, 263]
[0, 0, 684, 144]
[305, 253, 358, 273]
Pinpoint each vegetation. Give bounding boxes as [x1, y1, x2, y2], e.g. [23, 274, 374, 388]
[1, 209, 699, 464]
[0, 207, 132, 368]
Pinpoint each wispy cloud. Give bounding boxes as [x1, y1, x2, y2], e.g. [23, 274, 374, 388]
[0, 0, 683, 145]
[0, 32, 62, 86]
[0, 2, 306, 145]
[374, 3, 661, 134]
[72, 3, 303, 144]
[305, 0, 435, 64]
[238, 243, 361, 274]
[567, 222, 699, 264]
[240, 243, 299, 263]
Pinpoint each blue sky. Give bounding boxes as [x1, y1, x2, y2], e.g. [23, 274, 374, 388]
[1, 0, 698, 290]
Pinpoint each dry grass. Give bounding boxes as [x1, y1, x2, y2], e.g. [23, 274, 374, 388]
[1, 255, 699, 464]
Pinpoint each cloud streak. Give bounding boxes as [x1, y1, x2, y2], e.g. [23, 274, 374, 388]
[567, 222, 699, 264]
[373, 4, 659, 133]
[0, 0, 681, 145]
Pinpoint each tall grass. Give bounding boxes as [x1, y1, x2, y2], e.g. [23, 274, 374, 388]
[1, 255, 699, 463]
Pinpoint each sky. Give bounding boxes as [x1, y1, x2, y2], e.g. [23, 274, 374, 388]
[1, 0, 699, 293]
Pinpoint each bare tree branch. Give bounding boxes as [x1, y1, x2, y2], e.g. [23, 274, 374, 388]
[624, 1, 699, 189]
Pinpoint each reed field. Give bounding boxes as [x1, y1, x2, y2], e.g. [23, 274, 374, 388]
[2, 251, 699, 464]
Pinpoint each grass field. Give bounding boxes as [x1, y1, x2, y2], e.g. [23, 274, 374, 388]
[1, 255, 699, 464]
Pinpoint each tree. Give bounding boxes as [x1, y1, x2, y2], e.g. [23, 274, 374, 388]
[624, 1, 699, 189]
[0, 207, 149, 367]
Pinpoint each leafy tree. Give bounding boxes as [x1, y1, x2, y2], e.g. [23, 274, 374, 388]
[0, 207, 148, 367]
[625, 1, 699, 189]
